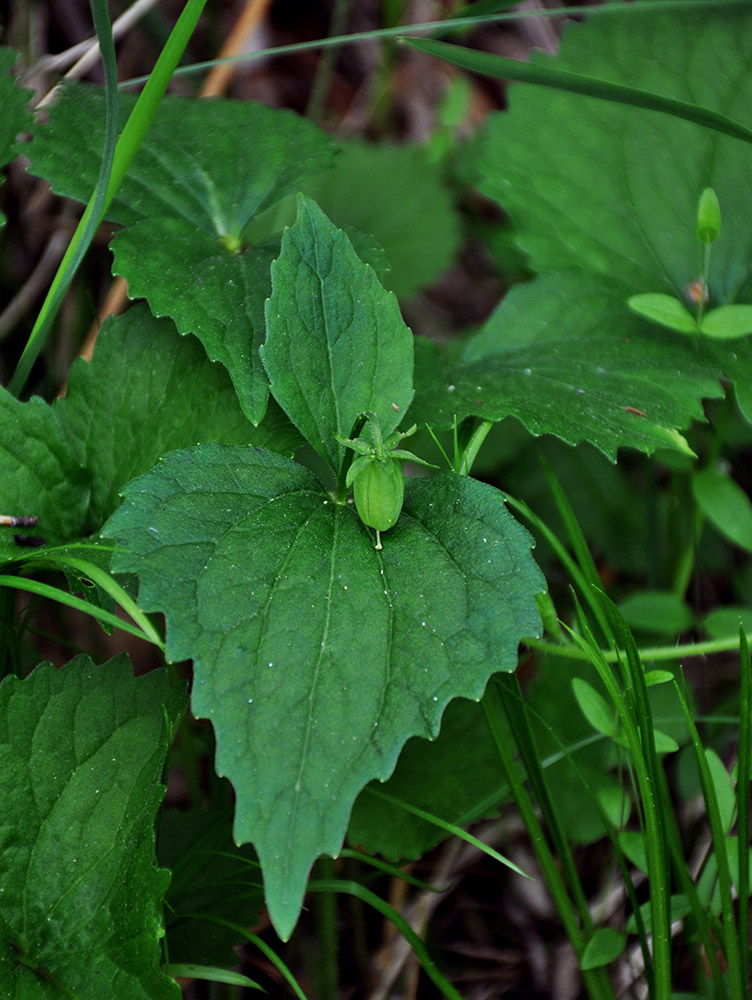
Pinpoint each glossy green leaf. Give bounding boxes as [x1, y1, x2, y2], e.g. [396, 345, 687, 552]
[627, 294, 698, 334]
[104, 444, 543, 939]
[55, 303, 299, 530]
[262, 195, 414, 469]
[412, 271, 722, 459]
[25, 83, 335, 232]
[0, 655, 183, 999]
[0, 390, 89, 554]
[0, 48, 33, 228]
[580, 927, 626, 971]
[700, 304, 752, 339]
[693, 467, 752, 552]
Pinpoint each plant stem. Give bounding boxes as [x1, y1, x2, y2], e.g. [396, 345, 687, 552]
[312, 858, 338, 1000]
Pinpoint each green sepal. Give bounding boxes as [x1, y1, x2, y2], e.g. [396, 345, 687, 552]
[345, 454, 377, 489]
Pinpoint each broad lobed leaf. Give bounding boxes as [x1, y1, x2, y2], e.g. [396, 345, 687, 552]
[23, 83, 335, 233]
[104, 443, 544, 939]
[413, 272, 724, 460]
[0, 655, 183, 999]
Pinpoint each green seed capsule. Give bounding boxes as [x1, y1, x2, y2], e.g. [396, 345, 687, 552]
[353, 458, 405, 534]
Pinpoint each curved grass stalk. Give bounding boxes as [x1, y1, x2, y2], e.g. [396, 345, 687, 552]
[9, 0, 208, 396]
[0, 575, 162, 648]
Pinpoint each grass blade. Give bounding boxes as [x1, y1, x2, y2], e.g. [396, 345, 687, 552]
[402, 37, 752, 147]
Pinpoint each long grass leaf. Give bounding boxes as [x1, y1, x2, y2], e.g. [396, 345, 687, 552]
[738, 626, 751, 995]
[402, 37, 752, 147]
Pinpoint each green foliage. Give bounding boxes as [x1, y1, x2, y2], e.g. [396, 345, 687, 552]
[0, 655, 183, 999]
[103, 194, 544, 936]
[1, 2, 751, 994]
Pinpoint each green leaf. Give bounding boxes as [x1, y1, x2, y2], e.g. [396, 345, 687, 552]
[627, 294, 698, 334]
[25, 82, 335, 232]
[705, 748, 736, 834]
[702, 605, 752, 640]
[111, 228, 279, 424]
[572, 677, 618, 738]
[693, 467, 752, 552]
[348, 698, 510, 860]
[55, 303, 299, 530]
[580, 927, 626, 971]
[166, 965, 261, 989]
[262, 195, 414, 469]
[0, 655, 183, 999]
[413, 271, 722, 460]
[473, 5, 752, 300]
[103, 443, 543, 939]
[158, 809, 263, 967]
[0, 48, 33, 228]
[247, 140, 462, 299]
[0, 391, 89, 554]
[617, 590, 694, 636]
[700, 304, 752, 339]
[619, 829, 648, 875]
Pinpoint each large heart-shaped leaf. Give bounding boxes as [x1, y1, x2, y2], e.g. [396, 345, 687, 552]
[104, 201, 543, 938]
[104, 443, 543, 940]
[0, 655, 183, 999]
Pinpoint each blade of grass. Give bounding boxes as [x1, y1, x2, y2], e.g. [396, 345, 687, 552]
[0, 575, 161, 646]
[496, 672, 594, 927]
[9, 0, 208, 395]
[307, 879, 465, 1000]
[482, 677, 616, 1000]
[8, 0, 119, 396]
[363, 783, 530, 878]
[739, 626, 751, 992]
[180, 914, 308, 1000]
[566, 598, 672, 1000]
[674, 671, 744, 997]
[402, 36, 752, 147]
[504, 493, 613, 640]
[120, 1, 749, 89]
[21, 551, 163, 648]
